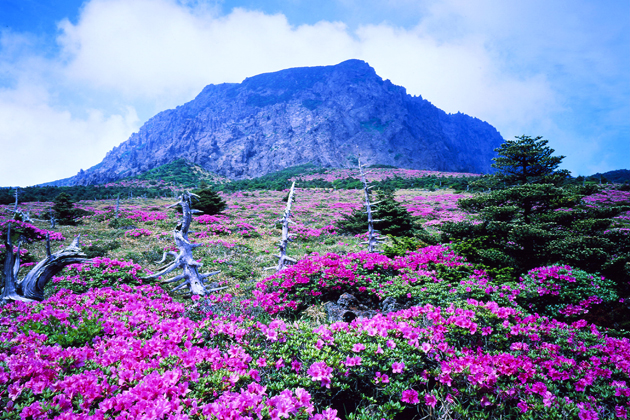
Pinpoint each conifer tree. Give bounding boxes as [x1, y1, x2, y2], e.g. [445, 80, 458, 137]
[492, 135, 569, 185]
[191, 187, 227, 215]
[338, 190, 417, 237]
[51, 192, 79, 225]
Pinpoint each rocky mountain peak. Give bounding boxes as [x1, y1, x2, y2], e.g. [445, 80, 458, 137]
[55, 60, 504, 186]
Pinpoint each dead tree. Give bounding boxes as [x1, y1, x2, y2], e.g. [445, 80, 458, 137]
[358, 158, 385, 252]
[1, 224, 88, 304]
[142, 192, 222, 296]
[266, 182, 297, 272]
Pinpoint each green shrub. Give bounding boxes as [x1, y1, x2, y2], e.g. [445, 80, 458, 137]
[21, 310, 103, 348]
[517, 265, 618, 321]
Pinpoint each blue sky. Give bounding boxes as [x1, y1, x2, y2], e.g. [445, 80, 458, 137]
[1, 0, 628, 186]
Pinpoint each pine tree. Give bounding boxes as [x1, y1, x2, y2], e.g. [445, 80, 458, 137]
[492, 135, 569, 185]
[192, 188, 227, 215]
[51, 192, 88, 225]
[338, 190, 417, 237]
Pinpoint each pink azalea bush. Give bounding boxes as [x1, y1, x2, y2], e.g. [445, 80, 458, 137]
[47, 257, 149, 297]
[517, 265, 617, 319]
[0, 218, 64, 242]
[125, 228, 153, 238]
[251, 245, 519, 315]
[1, 276, 629, 419]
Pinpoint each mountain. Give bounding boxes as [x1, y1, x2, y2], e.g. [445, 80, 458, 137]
[57, 59, 505, 186]
[586, 169, 630, 183]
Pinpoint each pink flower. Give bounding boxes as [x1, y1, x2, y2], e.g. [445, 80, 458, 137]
[352, 343, 366, 352]
[424, 394, 437, 408]
[401, 389, 419, 404]
[313, 408, 340, 420]
[517, 401, 528, 413]
[578, 408, 599, 420]
[374, 372, 389, 384]
[345, 356, 362, 367]
[392, 362, 405, 373]
[307, 362, 333, 388]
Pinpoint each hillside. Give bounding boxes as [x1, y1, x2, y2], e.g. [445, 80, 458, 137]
[53, 59, 504, 186]
[2, 182, 630, 419]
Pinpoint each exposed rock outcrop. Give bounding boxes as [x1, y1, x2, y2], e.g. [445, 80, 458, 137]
[56, 59, 504, 185]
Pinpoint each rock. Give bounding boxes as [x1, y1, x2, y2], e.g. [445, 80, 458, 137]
[380, 296, 402, 313]
[337, 292, 359, 308]
[51, 59, 504, 186]
[325, 293, 377, 322]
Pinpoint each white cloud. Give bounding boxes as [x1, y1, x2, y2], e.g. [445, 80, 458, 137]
[57, 0, 357, 99]
[6, 0, 606, 186]
[0, 82, 139, 186]
[56, 0, 555, 128]
[354, 23, 556, 130]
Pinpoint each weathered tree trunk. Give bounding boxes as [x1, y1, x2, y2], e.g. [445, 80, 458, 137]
[266, 182, 297, 272]
[1, 226, 88, 304]
[358, 158, 384, 252]
[18, 235, 88, 301]
[142, 192, 222, 296]
[0, 224, 30, 303]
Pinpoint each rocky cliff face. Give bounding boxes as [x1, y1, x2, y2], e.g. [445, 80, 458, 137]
[61, 59, 504, 185]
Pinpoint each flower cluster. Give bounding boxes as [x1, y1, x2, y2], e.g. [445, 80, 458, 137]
[518, 265, 617, 319]
[0, 218, 64, 242]
[124, 228, 153, 238]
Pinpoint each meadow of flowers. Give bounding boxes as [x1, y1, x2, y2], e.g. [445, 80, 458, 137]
[1, 183, 629, 420]
[290, 168, 481, 183]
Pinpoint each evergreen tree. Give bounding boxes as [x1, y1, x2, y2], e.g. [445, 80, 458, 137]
[492, 135, 569, 185]
[192, 188, 227, 215]
[51, 192, 88, 225]
[338, 190, 419, 237]
[440, 184, 630, 285]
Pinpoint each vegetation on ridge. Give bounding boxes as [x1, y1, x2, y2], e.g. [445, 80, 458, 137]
[0, 137, 629, 419]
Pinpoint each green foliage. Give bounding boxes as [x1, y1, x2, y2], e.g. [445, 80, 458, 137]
[50, 192, 90, 225]
[217, 164, 326, 192]
[129, 158, 224, 188]
[492, 135, 570, 186]
[337, 190, 419, 237]
[382, 236, 426, 258]
[517, 265, 618, 321]
[441, 184, 630, 295]
[0, 188, 15, 205]
[108, 218, 135, 229]
[192, 188, 227, 215]
[20, 310, 103, 348]
[83, 240, 121, 259]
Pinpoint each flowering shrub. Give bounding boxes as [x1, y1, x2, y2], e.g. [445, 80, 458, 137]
[48, 257, 149, 296]
[0, 218, 64, 242]
[293, 224, 337, 241]
[0, 286, 341, 420]
[196, 214, 228, 225]
[234, 222, 261, 238]
[517, 265, 618, 319]
[124, 228, 153, 238]
[251, 245, 518, 315]
[2, 280, 629, 419]
[125, 209, 169, 222]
